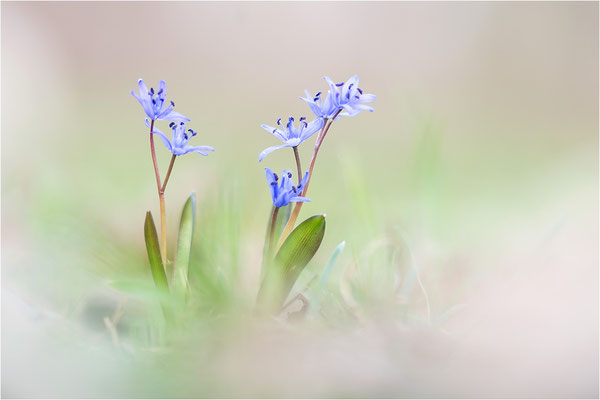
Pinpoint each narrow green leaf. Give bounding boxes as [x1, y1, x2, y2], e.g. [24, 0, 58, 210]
[144, 211, 169, 293]
[173, 193, 196, 299]
[257, 214, 326, 313]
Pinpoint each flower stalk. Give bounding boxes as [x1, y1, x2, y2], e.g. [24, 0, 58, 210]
[276, 109, 341, 249]
[148, 120, 168, 268]
[292, 146, 302, 184]
[267, 206, 280, 257]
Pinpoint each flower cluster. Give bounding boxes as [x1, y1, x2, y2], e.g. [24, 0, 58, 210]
[259, 75, 375, 207]
[300, 75, 376, 120]
[132, 79, 214, 157]
[259, 117, 323, 162]
[265, 168, 310, 207]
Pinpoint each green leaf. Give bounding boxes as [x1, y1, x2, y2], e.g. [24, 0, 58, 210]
[173, 193, 196, 299]
[144, 211, 169, 293]
[257, 214, 326, 313]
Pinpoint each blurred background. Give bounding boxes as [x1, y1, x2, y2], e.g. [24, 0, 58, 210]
[2, 2, 598, 398]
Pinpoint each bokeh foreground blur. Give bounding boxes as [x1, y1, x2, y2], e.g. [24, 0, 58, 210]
[2, 2, 598, 398]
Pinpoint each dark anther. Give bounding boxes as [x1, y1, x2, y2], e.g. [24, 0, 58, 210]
[287, 172, 292, 178]
[150, 88, 155, 94]
[152, 99, 156, 104]
[183, 134, 188, 140]
[299, 117, 306, 122]
[336, 82, 344, 87]
[289, 117, 294, 122]
[169, 122, 175, 128]
[180, 122, 184, 126]
[271, 182, 277, 186]
[357, 88, 363, 95]
[277, 118, 282, 125]
[273, 173, 279, 181]
[272, 129, 277, 134]
[316, 91, 322, 97]
[170, 101, 175, 106]
[292, 186, 297, 193]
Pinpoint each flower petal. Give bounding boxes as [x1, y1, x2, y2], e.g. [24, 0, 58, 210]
[180, 145, 215, 156]
[323, 76, 338, 95]
[145, 119, 173, 151]
[138, 79, 149, 96]
[342, 75, 359, 99]
[160, 110, 190, 123]
[301, 97, 323, 118]
[289, 196, 311, 203]
[261, 124, 287, 142]
[258, 143, 292, 162]
[300, 117, 324, 142]
[132, 90, 154, 119]
[358, 93, 376, 103]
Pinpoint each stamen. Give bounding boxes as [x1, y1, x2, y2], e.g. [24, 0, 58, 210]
[170, 101, 175, 106]
[277, 118, 282, 126]
[272, 129, 277, 134]
[299, 117, 306, 122]
[150, 88, 155, 94]
[169, 122, 175, 128]
[336, 82, 344, 87]
[287, 172, 292, 178]
[357, 88, 363, 95]
[273, 173, 279, 181]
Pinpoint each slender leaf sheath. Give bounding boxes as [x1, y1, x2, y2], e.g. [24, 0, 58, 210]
[261, 203, 292, 279]
[144, 211, 169, 293]
[257, 214, 326, 313]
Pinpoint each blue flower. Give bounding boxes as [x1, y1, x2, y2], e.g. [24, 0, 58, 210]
[302, 75, 376, 119]
[131, 79, 190, 122]
[145, 119, 215, 156]
[299, 90, 337, 120]
[265, 168, 311, 207]
[259, 117, 324, 162]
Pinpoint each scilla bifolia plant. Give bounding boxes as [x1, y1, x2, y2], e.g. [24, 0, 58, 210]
[131, 76, 374, 320]
[256, 75, 375, 314]
[132, 79, 214, 317]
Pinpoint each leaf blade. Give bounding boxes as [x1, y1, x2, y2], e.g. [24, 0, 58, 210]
[257, 214, 326, 313]
[144, 211, 169, 293]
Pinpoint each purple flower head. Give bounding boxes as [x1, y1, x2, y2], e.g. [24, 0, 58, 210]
[259, 116, 324, 162]
[145, 119, 215, 157]
[303, 75, 376, 119]
[131, 79, 190, 122]
[300, 90, 337, 120]
[265, 168, 311, 208]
